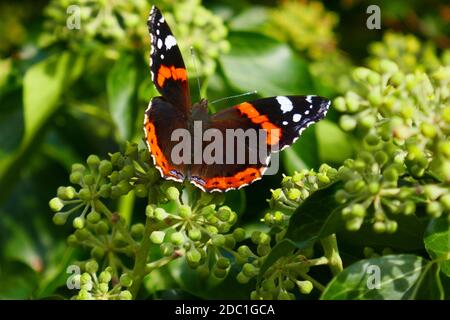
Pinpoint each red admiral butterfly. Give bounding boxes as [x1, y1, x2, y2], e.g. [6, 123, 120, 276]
[144, 6, 330, 192]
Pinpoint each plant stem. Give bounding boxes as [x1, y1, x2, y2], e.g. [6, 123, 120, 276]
[129, 216, 155, 299]
[320, 234, 343, 276]
[94, 199, 137, 249]
[300, 273, 326, 292]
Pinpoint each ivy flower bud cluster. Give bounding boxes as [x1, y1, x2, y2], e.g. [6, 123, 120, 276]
[73, 261, 133, 300]
[266, 164, 338, 231]
[334, 56, 450, 227]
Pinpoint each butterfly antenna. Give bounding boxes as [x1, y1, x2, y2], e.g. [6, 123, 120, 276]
[210, 90, 258, 105]
[190, 47, 202, 99]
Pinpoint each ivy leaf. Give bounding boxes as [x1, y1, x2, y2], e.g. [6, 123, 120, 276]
[321, 254, 429, 300]
[424, 217, 450, 277]
[23, 52, 84, 146]
[285, 182, 345, 248]
[220, 32, 313, 97]
[107, 55, 137, 142]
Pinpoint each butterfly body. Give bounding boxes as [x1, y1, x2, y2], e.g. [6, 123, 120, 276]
[144, 6, 330, 192]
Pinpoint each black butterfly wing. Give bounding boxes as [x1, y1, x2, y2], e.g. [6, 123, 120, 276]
[148, 6, 191, 113]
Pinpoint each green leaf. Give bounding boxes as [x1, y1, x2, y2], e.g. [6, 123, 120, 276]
[285, 182, 345, 248]
[315, 120, 353, 164]
[23, 52, 83, 145]
[424, 217, 450, 276]
[321, 254, 429, 300]
[220, 32, 314, 97]
[403, 262, 445, 299]
[107, 55, 137, 141]
[339, 213, 426, 251]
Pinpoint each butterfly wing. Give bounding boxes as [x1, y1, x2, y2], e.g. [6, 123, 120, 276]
[148, 6, 190, 112]
[188, 95, 330, 192]
[144, 97, 188, 182]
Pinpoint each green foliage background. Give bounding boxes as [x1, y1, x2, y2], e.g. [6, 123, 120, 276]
[0, 0, 449, 300]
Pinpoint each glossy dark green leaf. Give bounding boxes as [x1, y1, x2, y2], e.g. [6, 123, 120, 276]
[338, 213, 426, 251]
[107, 54, 137, 141]
[424, 217, 450, 276]
[220, 32, 313, 97]
[403, 262, 445, 299]
[285, 182, 345, 248]
[321, 254, 428, 300]
[281, 125, 318, 173]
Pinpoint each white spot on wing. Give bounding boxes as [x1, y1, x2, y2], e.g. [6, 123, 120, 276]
[156, 29, 160, 35]
[306, 95, 313, 103]
[305, 110, 310, 115]
[157, 38, 163, 49]
[282, 121, 288, 125]
[161, 54, 164, 59]
[159, 16, 165, 23]
[276, 96, 293, 113]
[165, 35, 177, 50]
[293, 114, 301, 122]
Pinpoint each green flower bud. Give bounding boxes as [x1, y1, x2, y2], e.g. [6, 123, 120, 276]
[385, 220, 398, 233]
[213, 267, 227, 278]
[49, 197, 64, 212]
[257, 244, 271, 256]
[368, 182, 380, 195]
[119, 290, 132, 300]
[440, 194, 450, 210]
[75, 228, 91, 241]
[251, 231, 262, 244]
[73, 217, 85, 229]
[170, 232, 184, 245]
[120, 165, 135, 181]
[87, 155, 100, 170]
[178, 205, 192, 218]
[186, 247, 202, 265]
[166, 187, 180, 201]
[277, 290, 294, 300]
[365, 133, 380, 146]
[232, 228, 246, 242]
[110, 171, 120, 185]
[379, 60, 398, 74]
[85, 260, 99, 274]
[211, 234, 226, 247]
[78, 188, 92, 201]
[110, 152, 125, 168]
[373, 221, 386, 233]
[145, 205, 154, 218]
[297, 280, 313, 294]
[420, 122, 436, 138]
[134, 184, 148, 198]
[217, 206, 232, 222]
[333, 96, 346, 112]
[237, 245, 253, 259]
[335, 190, 349, 204]
[78, 289, 92, 300]
[216, 257, 230, 269]
[287, 188, 301, 201]
[72, 163, 86, 173]
[389, 72, 404, 86]
[154, 208, 167, 221]
[236, 272, 250, 284]
[125, 143, 138, 159]
[340, 115, 357, 131]
[261, 278, 276, 291]
[87, 210, 101, 224]
[150, 231, 165, 244]
[426, 201, 443, 218]
[120, 274, 133, 287]
[98, 160, 112, 177]
[83, 174, 95, 186]
[99, 271, 112, 284]
[53, 212, 69, 225]
[242, 263, 258, 278]
[424, 185, 446, 200]
[131, 223, 145, 239]
[368, 92, 382, 106]
[224, 235, 236, 249]
[351, 204, 366, 218]
[346, 217, 363, 231]
[187, 228, 202, 241]
[57, 186, 76, 200]
[98, 282, 109, 294]
[363, 247, 375, 257]
[95, 221, 109, 235]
